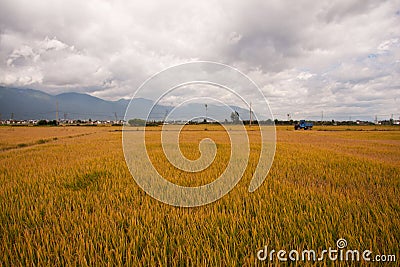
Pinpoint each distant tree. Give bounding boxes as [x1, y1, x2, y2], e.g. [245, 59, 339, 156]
[230, 112, 240, 124]
[261, 119, 274, 125]
[37, 120, 58, 126]
[146, 121, 160, 126]
[128, 118, 146, 126]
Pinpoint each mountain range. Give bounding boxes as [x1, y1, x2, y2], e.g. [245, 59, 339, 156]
[0, 87, 254, 121]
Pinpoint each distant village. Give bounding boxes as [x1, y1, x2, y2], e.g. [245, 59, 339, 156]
[0, 119, 125, 126]
[1, 117, 399, 126]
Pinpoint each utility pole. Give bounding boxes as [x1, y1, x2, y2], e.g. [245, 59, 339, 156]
[205, 104, 208, 123]
[163, 109, 168, 123]
[56, 101, 59, 122]
[249, 102, 252, 127]
[286, 113, 290, 130]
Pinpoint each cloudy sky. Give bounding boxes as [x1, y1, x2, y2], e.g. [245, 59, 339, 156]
[0, 0, 399, 120]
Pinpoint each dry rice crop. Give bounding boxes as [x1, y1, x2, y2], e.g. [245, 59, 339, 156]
[0, 125, 399, 266]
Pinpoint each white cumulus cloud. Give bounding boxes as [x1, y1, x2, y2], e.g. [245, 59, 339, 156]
[0, 0, 399, 120]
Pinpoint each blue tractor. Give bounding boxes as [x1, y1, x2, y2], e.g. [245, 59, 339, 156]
[294, 120, 313, 130]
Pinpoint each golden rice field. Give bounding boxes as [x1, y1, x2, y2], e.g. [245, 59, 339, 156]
[0, 125, 399, 266]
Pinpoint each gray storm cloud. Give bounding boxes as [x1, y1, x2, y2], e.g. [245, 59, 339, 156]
[0, 0, 399, 120]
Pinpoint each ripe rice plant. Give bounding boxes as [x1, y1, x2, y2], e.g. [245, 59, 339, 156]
[0, 125, 399, 265]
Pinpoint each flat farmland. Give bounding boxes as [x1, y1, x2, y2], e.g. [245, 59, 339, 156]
[0, 125, 399, 265]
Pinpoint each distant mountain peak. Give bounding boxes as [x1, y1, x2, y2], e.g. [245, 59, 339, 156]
[0, 87, 257, 121]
